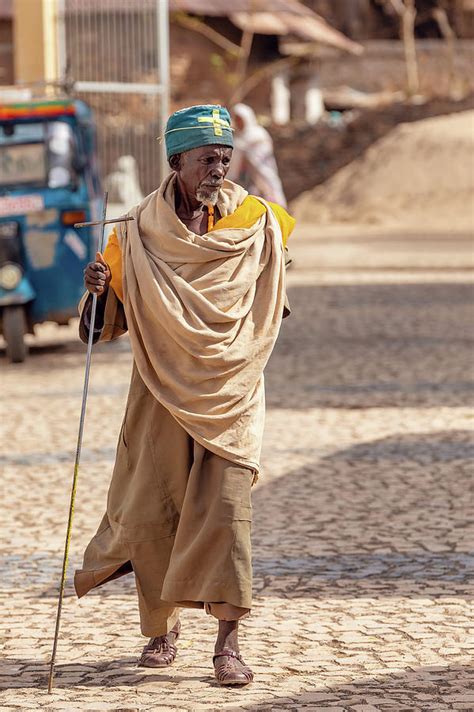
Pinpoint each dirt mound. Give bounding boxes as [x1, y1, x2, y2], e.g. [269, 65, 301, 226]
[292, 111, 474, 229]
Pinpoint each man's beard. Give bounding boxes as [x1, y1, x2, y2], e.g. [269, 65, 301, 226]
[196, 186, 219, 206]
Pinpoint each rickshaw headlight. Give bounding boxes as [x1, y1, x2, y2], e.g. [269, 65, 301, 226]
[0, 263, 22, 290]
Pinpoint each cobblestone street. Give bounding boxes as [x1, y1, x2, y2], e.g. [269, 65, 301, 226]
[1, 223, 473, 711]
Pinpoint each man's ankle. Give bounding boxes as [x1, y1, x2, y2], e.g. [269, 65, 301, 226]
[167, 620, 181, 639]
[149, 619, 181, 643]
[215, 620, 239, 653]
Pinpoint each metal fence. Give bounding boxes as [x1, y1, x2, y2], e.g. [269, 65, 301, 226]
[62, 0, 169, 204]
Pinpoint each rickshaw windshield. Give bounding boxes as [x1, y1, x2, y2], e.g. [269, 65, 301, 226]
[0, 120, 79, 191]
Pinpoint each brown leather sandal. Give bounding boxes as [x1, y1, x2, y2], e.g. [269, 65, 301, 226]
[138, 621, 181, 668]
[213, 648, 254, 685]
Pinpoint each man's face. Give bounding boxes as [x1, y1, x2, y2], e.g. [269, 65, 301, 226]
[175, 144, 233, 205]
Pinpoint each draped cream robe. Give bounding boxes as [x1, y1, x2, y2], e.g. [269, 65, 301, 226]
[116, 175, 286, 471]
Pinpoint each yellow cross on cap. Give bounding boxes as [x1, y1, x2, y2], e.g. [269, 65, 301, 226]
[197, 108, 230, 137]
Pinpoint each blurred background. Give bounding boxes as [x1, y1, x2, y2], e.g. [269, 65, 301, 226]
[1, 0, 473, 359]
[1, 0, 474, 200]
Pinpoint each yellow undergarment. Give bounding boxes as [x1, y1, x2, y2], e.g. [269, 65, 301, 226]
[103, 195, 295, 303]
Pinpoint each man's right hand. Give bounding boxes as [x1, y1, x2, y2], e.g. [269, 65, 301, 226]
[84, 252, 111, 295]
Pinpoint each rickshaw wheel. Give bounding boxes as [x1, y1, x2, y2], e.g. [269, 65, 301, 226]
[4, 306, 27, 363]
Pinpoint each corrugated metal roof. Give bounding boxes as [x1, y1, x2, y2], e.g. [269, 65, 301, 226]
[173, 0, 362, 54]
[231, 11, 363, 55]
[170, 0, 311, 15]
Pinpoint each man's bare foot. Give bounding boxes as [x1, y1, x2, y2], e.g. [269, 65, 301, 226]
[138, 619, 181, 668]
[213, 620, 254, 685]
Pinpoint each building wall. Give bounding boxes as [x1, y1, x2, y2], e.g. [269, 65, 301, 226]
[317, 40, 474, 97]
[0, 19, 13, 84]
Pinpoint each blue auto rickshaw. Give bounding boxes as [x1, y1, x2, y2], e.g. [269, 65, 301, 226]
[0, 92, 102, 362]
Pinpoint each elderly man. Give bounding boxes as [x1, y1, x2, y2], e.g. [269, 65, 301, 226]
[75, 104, 295, 686]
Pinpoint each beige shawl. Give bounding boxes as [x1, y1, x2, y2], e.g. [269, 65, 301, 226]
[117, 174, 286, 471]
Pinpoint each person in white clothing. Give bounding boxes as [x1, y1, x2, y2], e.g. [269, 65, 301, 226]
[227, 103, 287, 207]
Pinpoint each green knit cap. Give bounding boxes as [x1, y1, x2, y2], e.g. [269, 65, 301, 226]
[165, 104, 234, 159]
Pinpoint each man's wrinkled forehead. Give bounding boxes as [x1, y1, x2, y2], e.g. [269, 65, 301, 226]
[182, 144, 233, 161]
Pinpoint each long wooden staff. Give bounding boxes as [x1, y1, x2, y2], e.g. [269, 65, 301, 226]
[47, 193, 133, 693]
